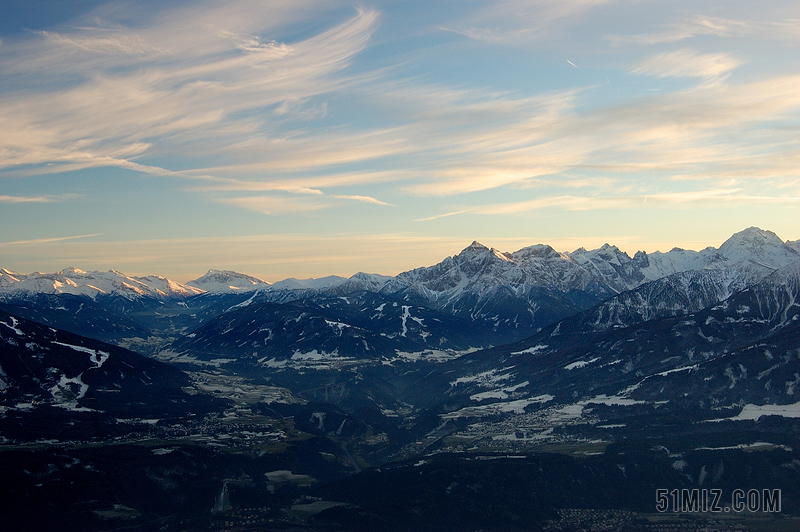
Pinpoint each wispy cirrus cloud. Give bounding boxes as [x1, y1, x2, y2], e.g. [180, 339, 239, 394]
[615, 13, 800, 46]
[440, 0, 616, 44]
[334, 195, 394, 206]
[418, 188, 800, 219]
[612, 14, 752, 45]
[633, 49, 742, 81]
[0, 194, 77, 203]
[0, 233, 102, 246]
[394, 69, 800, 197]
[219, 195, 328, 215]
[0, 2, 379, 180]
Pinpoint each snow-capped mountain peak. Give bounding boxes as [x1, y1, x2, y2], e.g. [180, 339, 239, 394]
[0, 268, 204, 300]
[717, 227, 796, 265]
[703, 227, 799, 285]
[466, 241, 489, 252]
[328, 272, 395, 294]
[135, 275, 206, 298]
[187, 269, 271, 293]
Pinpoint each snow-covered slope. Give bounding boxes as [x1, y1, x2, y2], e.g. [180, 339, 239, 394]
[187, 269, 271, 293]
[0, 267, 204, 300]
[327, 272, 395, 295]
[270, 275, 347, 290]
[712, 227, 799, 280]
[561, 229, 800, 333]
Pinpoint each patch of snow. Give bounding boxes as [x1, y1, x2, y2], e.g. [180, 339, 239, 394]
[442, 395, 553, 418]
[511, 345, 548, 355]
[732, 402, 800, 421]
[470, 381, 529, 401]
[226, 291, 259, 311]
[394, 348, 477, 363]
[151, 448, 175, 455]
[696, 442, 792, 452]
[656, 363, 699, 377]
[53, 342, 110, 368]
[400, 306, 411, 337]
[325, 320, 352, 332]
[0, 316, 24, 336]
[564, 356, 600, 370]
[450, 368, 515, 387]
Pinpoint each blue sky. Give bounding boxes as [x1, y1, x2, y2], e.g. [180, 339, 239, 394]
[1, 0, 799, 281]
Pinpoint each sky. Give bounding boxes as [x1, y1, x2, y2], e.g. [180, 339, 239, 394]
[1, 0, 799, 282]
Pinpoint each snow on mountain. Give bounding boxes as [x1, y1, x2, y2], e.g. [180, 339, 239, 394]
[533, 229, 799, 334]
[187, 269, 271, 293]
[787, 239, 800, 254]
[712, 227, 799, 280]
[557, 267, 752, 334]
[0, 309, 221, 440]
[0, 268, 22, 288]
[132, 275, 205, 298]
[328, 272, 397, 295]
[626, 247, 710, 281]
[3, 227, 795, 341]
[397, 241, 595, 298]
[184, 270, 351, 294]
[0, 267, 203, 300]
[566, 244, 649, 293]
[269, 275, 347, 291]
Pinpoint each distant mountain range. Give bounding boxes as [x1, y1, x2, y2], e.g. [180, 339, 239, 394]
[1, 227, 798, 355]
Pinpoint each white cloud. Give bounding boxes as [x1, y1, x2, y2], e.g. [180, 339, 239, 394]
[614, 14, 752, 45]
[440, 0, 616, 44]
[0, 233, 102, 246]
[220, 195, 328, 215]
[0, 194, 76, 203]
[333, 195, 394, 206]
[616, 13, 800, 46]
[449, 188, 800, 216]
[633, 49, 742, 81]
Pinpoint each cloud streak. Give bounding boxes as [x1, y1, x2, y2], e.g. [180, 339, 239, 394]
[0, 194, 77, 203]
[419, 189, 800, 218]
[334, 195, 394, 206]
[0, 233, 103, 246]
[633, 49, 742, 81]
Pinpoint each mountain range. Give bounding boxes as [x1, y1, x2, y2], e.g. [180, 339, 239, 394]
[3, 227, 796, 353]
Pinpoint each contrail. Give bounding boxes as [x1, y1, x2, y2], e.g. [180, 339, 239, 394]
[567, 60, 580, 70]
